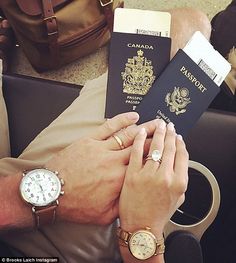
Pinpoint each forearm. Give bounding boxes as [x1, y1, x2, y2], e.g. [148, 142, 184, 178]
[0, 157, 62, 231]
[0, 156, 67, 231]
[0, 158, 64, 232]
[0, 173, 34, 231]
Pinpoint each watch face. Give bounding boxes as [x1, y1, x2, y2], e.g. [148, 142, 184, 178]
[20, 168, 61, 207]
[129, 230, 156, 260]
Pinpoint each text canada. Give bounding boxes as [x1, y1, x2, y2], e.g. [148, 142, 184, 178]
[127, 43, 154, 50]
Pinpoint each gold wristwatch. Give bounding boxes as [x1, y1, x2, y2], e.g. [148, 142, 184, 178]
[117, 227, 165, 260]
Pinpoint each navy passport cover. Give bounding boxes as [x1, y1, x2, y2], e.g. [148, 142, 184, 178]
[136, 49, 220, 137]
[105, 32, 171, 118]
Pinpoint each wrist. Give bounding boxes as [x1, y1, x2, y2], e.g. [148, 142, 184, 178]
[44, 160, 67, 222]
[19, 167, 65, 228]
[117, 225, 165, 262]
[120, 220, 165, 239]
[0, 173, 35, 231]
[45, 158, 76, 223]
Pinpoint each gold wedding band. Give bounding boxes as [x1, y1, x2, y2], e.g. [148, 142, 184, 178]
[112, 134, 125, 150]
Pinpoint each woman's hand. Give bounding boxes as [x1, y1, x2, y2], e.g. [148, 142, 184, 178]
[119, 120, 189, 237]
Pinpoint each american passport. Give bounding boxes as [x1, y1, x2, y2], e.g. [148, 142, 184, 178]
[105, 32, 171, 118]
[136, 49, 221, 137]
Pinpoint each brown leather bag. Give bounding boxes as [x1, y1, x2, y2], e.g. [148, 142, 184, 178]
[0, 0, 123, 72]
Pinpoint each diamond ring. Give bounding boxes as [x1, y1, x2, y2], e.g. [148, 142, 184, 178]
[145, 150, 162, 164]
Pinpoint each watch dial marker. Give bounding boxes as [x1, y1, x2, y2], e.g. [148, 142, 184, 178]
[20, 169, 62, 206]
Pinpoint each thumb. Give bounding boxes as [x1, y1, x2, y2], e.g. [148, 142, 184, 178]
[92, 112, 139, 140]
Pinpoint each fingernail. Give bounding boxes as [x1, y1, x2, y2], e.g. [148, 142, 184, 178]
[128, 112, 139, 120]
[139, 127, 146, 135]
[159, 119, 166, 130]
[177, 134, 183, 141]
[167, 122, 175, 131]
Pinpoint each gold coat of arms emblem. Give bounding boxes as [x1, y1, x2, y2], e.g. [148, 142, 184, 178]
[121, 50, 155, 95]
[165, 87, 191, 115]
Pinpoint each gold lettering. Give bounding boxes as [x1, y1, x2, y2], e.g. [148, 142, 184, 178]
[156, 110, 171, 123]
[180, 66, 207, 93]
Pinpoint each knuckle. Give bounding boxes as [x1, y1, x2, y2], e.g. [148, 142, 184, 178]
[166, 143, 176, 155]
[178, 194, 186, 206]
[121, 128, 133, 144]
[80, 137, 97, 155]
[181, 144, 188, 154]
[178, 146, 189, 160]
[155, 127, 165, 137]
[158, 175, 172, 189]
[103, 119, 115, 133]
[166, 128, 176, 137]
[132, 143, 140, 155]
[176, 177, 188, 194]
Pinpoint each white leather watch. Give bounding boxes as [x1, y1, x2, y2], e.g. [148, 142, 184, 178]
[19, 168, 64, 228]
[117, 227, 165, 260]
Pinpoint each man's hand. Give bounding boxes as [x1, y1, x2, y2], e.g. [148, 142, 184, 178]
[46, 112, 159, 225]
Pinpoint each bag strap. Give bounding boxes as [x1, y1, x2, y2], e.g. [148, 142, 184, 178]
[41, 0, 59, 66]
[41, 0, 124, 65]
[16, 0, 68, 16]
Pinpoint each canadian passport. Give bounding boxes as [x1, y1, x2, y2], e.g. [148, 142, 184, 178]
[136, 49, 222, 137]
[105, 32, 171, 118]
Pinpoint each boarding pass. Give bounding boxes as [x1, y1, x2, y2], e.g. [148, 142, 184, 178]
[113, 8, 171, 37]
[183, 31, 231, 86]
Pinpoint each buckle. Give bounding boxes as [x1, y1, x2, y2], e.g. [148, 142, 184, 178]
[99, 0, 113, 7]
[43, 15, 56, 22]
[48, 31, 58, 36]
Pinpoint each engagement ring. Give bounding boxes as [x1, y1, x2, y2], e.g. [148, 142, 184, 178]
[145, 150, 162, 164]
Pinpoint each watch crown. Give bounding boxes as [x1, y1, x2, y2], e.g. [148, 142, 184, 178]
[60, 178, 65, 186]
[60, 191, 65, 195]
